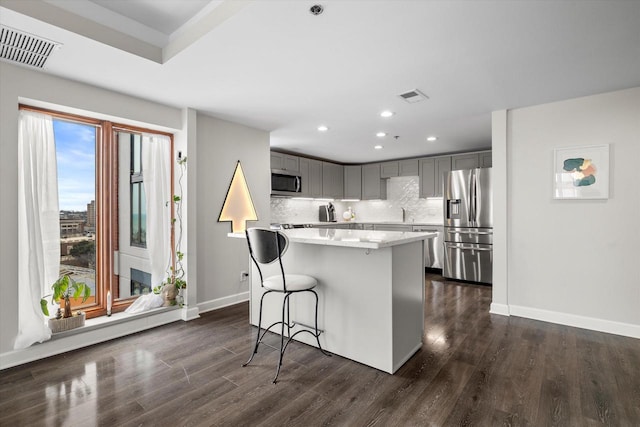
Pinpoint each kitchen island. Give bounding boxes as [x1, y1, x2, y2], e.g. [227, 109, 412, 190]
[248, 228, 435, 374]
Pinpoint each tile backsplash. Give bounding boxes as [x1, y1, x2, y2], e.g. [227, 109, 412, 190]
[270, 176, 443, 224]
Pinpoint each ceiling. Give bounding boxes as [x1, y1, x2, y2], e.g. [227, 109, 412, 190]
[1, 0, 639, 163]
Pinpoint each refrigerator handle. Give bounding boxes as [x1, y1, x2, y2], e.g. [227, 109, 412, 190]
[469, 170, 477, 226]
[473, 169, 478, 227]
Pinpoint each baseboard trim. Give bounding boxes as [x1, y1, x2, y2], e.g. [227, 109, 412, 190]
[1, 309, 183, 370]
[181, 306, 200, 321]
[489, 303, 510, 316]
[197, 291, 249, 314]
[509, 305, 640, 339]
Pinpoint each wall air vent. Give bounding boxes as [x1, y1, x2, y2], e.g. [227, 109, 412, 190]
[0, 25, 60, 69]
[398, 89, 429, 104]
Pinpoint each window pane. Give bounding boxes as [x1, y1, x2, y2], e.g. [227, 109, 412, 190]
[130, 268, 152, 296]
[131, 134, 142, 174]
[53, 119, 97, 310]
[131, 182, 140, 245]
[140, 184, 147, 246]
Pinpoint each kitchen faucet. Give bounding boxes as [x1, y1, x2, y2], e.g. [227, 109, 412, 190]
[401, 207, 406, 222]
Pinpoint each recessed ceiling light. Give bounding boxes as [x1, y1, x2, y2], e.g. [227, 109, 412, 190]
[374, 145, 383, 150]
[317, 125, 329, 132]
[380, 111, 394, 118]
[376, 132, 386, 137]
[427, 136, 437, 142]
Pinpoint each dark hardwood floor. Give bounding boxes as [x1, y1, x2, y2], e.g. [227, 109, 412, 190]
[2, 274, 639, 426]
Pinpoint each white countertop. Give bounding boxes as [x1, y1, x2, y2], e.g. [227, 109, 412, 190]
[284, 221, 443, 227]
[282, 228, 435, 249]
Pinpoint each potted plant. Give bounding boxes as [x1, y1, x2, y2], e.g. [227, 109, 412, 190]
[41, 274, 90, 332]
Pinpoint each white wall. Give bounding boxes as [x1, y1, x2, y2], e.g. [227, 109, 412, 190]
[195, 114, 270, 311]
[505, 87, 640, 337]
[0, 62, 270, 365]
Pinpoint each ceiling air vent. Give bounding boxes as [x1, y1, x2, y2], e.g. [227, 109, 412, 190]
[0, 25, 60, 69]
[398, 89, 429, 104]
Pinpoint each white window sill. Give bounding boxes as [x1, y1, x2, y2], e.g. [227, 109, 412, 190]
[49, 305, 181, 340]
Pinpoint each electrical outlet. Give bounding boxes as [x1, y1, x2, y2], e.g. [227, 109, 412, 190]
[240, 271, 248, 282]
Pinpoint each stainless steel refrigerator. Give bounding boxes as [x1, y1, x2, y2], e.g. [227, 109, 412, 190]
[443, 168, 493, 284]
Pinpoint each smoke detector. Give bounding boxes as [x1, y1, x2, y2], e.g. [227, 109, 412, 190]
[310, 4, 324, 15]
[398, 89, 429, 104]
[0, 25, 60, 69]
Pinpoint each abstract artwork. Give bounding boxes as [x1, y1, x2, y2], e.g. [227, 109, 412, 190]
[553, 144, 609, 199]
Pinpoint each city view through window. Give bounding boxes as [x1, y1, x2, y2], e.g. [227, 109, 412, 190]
[53, 119, 97, 309]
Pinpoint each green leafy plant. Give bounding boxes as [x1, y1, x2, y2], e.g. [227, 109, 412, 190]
[40, 274, 90, 318]
[160, 155, 187, 305]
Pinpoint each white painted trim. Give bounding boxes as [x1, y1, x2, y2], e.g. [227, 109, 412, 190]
[509, 305, 640, 339]
[489, 303, 510, 316]
[181, 306, 200, 321]
[197, 291, 249, 314]
[0, 309, 182, 370]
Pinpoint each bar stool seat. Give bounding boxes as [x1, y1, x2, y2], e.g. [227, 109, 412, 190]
[242, 227, 330, 383]
[263, 274, 317, 292]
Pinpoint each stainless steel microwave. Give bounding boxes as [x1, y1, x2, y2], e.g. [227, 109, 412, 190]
[271, 169, 302, 196]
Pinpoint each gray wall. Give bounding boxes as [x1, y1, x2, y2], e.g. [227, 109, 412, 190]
[195, 114, 270, 308]
[503, 87, 640, 335]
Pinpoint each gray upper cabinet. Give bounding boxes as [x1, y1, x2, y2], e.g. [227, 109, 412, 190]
[451, 151, 492, 170]
[299, 157, 324, 198]
[322, 162, 344, 199]
[270, 152, 299, 172]
[435, 156, 452, 197]
[399, 159, 419, 176]
[362, 163, 387, 200]
[270, 150, 489, 199]
[309, 159, 323, 198]
[299, 157, 310, 196]
[419, 158, 436, 198]
[479, 151, 492, 168]
[380, 161, 399, 178]
[421, 156, 453, 197]
[451, 153, 479, 170]
[344, 165, 362, 199]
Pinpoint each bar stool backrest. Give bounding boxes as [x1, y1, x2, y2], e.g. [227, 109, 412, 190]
[246, 228, 289, 264]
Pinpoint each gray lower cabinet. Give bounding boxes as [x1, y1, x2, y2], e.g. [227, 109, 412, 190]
[314, 223, 352, 230]
[343, 165, 362, 199]
[362, 163, 387, 200]
[322, 162, 344, 199]
[373, 224, 413, 232]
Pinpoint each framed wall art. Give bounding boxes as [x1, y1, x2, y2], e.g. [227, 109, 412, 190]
[553, 144, 609, 199]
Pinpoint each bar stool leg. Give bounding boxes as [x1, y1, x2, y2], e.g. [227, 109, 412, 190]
[274, 293, 292, 383]
[243, 290, 270, 367]
[312, 290, 331, 357]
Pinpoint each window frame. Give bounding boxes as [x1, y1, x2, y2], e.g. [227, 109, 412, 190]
[19, 104, 175, 319]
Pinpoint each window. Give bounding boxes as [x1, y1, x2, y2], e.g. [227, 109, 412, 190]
[21, 105, 173, 318]
[128, 133, 146, 247]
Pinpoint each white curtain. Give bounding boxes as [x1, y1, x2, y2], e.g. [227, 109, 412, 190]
[15, 111, 60, 349]
[142, 134, 172, 288]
